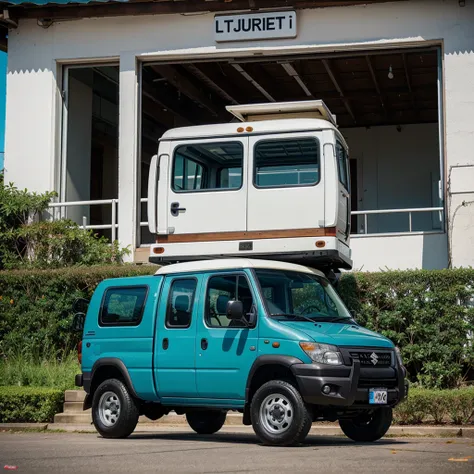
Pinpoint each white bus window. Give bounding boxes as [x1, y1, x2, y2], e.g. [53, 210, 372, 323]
[254, 138, 320, 188]
[172, 142, 243, 192]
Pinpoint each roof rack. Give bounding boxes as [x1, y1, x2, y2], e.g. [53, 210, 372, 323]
[226, 100, 337, 126]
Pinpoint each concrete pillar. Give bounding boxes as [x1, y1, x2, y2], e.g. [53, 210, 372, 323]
[118, 53, 138, 260]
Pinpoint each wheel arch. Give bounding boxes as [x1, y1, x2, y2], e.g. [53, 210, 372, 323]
[84, 358, 139, 410]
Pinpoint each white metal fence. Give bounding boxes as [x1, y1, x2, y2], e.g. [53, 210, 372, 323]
[48, 199, 119, 242]
[47, 199, 445, 242]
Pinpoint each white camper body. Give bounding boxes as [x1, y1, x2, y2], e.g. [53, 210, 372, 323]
[147, 101, 352, 271]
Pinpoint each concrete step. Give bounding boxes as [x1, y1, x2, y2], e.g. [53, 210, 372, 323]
[54, 411, 92, 424]
[63, 401, 85, 413]
[65, 390, 86, 402]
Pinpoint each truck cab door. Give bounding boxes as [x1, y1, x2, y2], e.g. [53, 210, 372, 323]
[195, 271, 258, 400]
[153, 275, 200, 399]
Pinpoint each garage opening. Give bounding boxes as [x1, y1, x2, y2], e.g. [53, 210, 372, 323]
[138, 47, 442, 246]
[57, 64, 119, 240]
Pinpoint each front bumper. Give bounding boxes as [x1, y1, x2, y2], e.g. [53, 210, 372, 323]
[292, 355, 407, 408]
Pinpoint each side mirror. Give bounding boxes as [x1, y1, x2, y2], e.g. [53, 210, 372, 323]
[226, 300, 244, 320]
[72, 298, 89, 314]
[71, 313, 85, 332]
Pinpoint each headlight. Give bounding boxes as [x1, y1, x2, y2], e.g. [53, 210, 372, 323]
[395, 346, 404, 367]
[300, 342, 343, 365]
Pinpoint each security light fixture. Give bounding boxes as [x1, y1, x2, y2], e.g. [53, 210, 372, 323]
[388, 65, 394, 80]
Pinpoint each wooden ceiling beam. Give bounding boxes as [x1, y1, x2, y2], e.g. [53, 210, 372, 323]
[142, 81, 194, 126]
[151, 64, 225, 119]
[365, 55, 388, 120]
[280, 62, 314, 98]
[184, 64, 239, 106]
[231, 63, 276, 102]
[321, 59, 357, 124]
[402, 53, 418, 118]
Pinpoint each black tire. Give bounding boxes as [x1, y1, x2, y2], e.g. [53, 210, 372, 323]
[92, 378, 139, 439]
[339, 407, 393, 442]
[186, 410, 227, 435]
[250, 380, 312, 446]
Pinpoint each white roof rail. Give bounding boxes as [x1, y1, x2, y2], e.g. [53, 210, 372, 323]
[226, 100, 337, 126]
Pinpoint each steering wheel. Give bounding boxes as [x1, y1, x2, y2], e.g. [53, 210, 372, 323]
[299, 304, 323, 315]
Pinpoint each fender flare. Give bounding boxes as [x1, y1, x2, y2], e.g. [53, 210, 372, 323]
[245, 355, 304, 403]
[87, 358, 139, 399]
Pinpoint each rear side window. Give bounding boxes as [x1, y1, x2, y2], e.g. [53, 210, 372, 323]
[99, 286, 148, 326]
[254, 138, 320, 188]
[336, 141, 349, 190]
[166, 279, 197, 328]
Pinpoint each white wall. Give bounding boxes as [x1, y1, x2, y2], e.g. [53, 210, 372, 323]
[4, 0, 474, 267]
[351, 232, 448, 271]
[341, 124, 441, 233]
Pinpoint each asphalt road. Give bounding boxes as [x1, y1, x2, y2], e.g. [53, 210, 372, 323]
[1, 430, 473, 473]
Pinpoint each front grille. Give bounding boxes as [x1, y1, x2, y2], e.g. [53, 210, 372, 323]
[351, 351, 392, 367]
[358, 378, 398, 389]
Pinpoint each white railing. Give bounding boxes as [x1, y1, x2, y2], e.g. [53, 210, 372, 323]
[351, 207, 444, 235]
[139, 197, 148, 228]
[48, 199, 119, 242]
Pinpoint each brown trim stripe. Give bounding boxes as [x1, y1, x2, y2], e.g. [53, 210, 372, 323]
[156, 227, 336, 244]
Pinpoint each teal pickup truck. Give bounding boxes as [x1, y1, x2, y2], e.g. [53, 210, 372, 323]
[74, 258, 407, 446]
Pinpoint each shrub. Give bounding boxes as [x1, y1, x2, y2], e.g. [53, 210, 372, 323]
[0, 265, 155, 359]
[339, 269, 474, 388]
[393, 387, 474, 425]
[0, 386, 64, 423]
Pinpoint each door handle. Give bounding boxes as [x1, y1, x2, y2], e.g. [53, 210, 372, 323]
[162, 338, 169, 350]
[170, 202, 186, 217]
[201, 338, 208, 350]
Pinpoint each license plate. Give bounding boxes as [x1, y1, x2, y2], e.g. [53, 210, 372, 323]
[369, 388, 388, 404]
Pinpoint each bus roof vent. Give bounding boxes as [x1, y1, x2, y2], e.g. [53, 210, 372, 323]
[226, 100, 337, 126]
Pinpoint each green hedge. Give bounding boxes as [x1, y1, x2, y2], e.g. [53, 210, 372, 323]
[394, 387, 474, 425]
[0, 386, 64, 423]
[0, 266, 473, 389]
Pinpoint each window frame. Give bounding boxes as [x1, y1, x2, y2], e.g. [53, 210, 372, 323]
[336, 140, 350, 192]
[252, 136, 321, 190]
[171, 141, 245, 194]
[98, 285, 149, 327]
[165, 277, 198, 329]
[204, 272, 257, 330]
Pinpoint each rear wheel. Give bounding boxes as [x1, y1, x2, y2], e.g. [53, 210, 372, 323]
[186, 410, 227, 434]
[92, 378, 139, 439]
[251, 380, 312, 446]
[339, 407, 392, 442]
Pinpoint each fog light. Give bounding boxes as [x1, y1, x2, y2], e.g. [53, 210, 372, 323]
[322, 385, 331, 395]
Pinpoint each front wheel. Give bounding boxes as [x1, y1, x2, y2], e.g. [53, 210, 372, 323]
[339, 407, 392, 442]
[251, 380, 312, 446]
[92, 378, 139, 439]
[186, 410, 227, 434]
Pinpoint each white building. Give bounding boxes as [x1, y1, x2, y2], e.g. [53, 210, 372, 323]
[2, 0, 474, 271]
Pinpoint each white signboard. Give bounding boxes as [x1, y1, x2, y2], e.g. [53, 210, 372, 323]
[214, 11, 297, 43]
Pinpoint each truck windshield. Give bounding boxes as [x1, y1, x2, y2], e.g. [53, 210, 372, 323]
[254, 269, 352, 322]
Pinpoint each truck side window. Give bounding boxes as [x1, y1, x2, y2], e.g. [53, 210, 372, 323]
[336, 141, 349, 191]
[172, 142, 243, 192]
[206, 274, 254, 328]
[166, 279, 197, 328]
[254, 138, 320, 188]
[99, 286, 148, 326]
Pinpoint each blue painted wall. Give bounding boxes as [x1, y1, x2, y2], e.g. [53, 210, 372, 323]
[0, 52, 5, 170]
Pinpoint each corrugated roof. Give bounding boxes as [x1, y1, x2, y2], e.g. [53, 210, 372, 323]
[5, 0, 124, 5]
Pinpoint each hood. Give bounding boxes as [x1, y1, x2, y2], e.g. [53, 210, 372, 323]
[279, 320, 394, 348]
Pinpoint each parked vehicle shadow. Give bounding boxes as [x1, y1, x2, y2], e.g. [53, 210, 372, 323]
[127, 431, 407, 448]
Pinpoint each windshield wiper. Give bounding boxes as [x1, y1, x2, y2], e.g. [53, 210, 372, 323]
[271, 313, 317, 324]
[323, 316, 353, 324]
